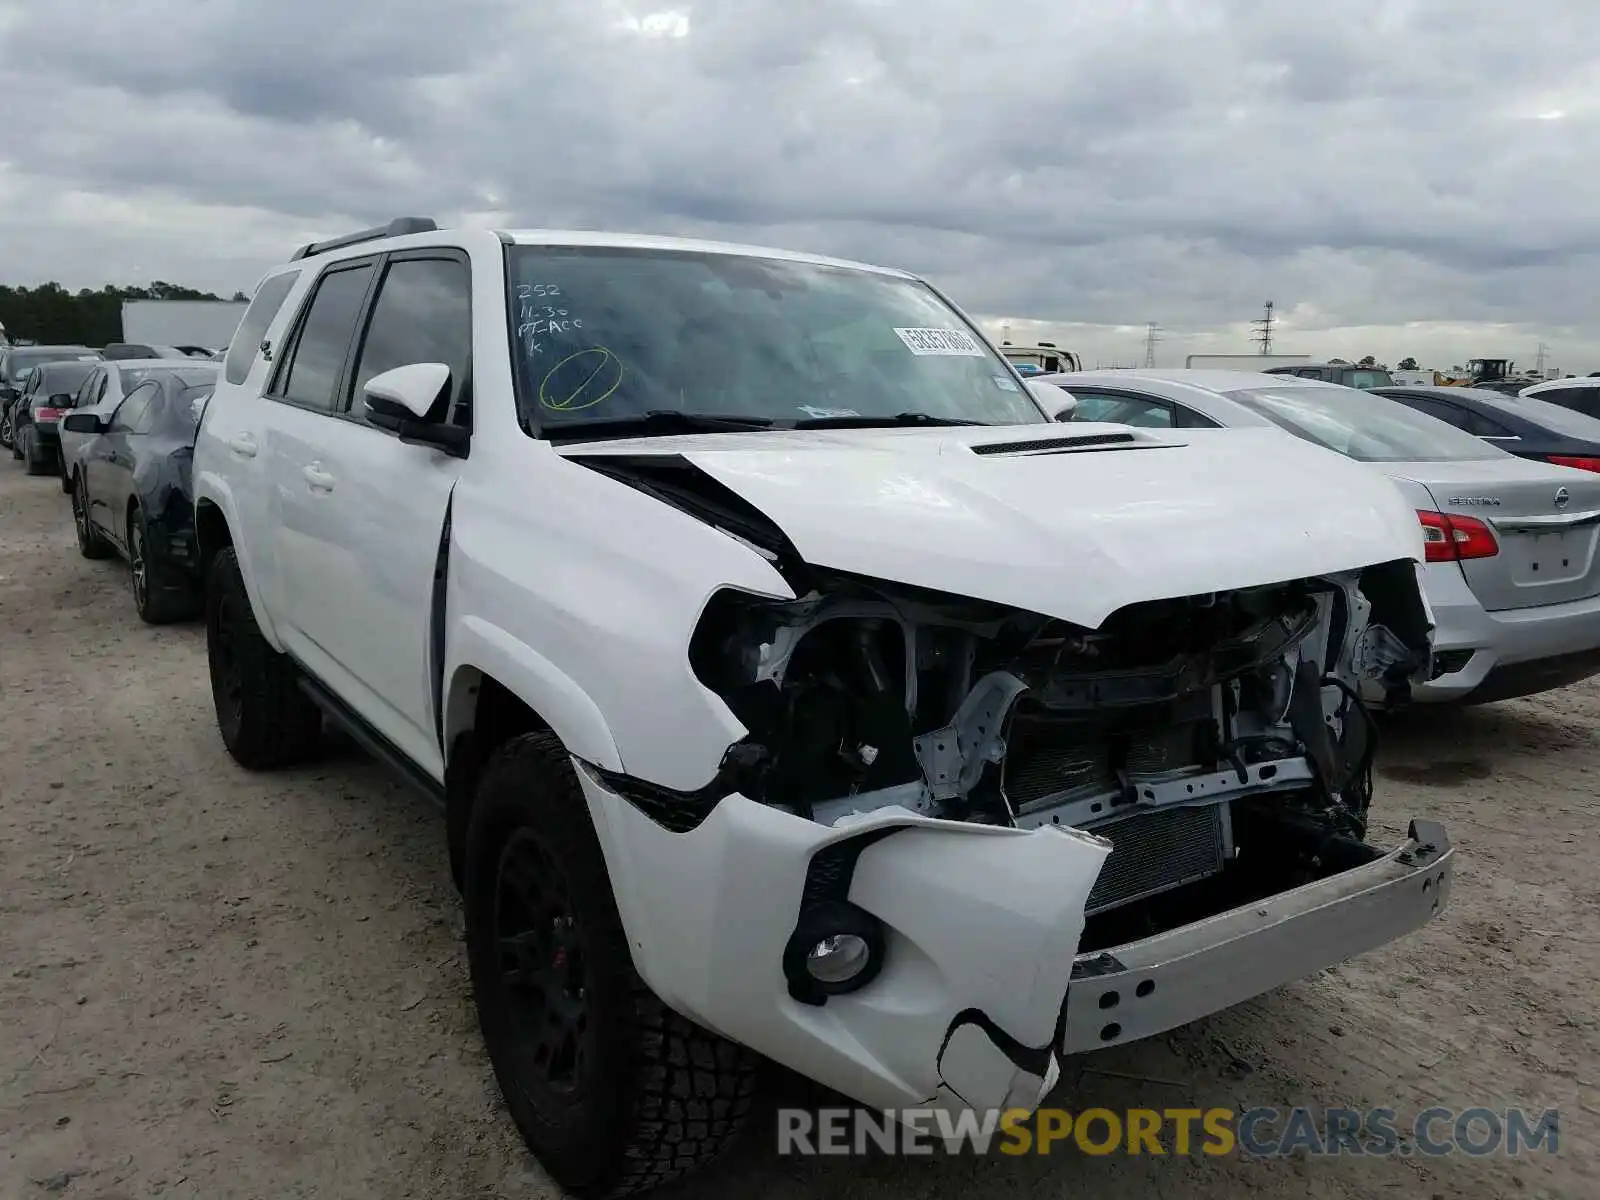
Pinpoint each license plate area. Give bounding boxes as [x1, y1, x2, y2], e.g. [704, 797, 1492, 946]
[1504, 528, 1594, 586]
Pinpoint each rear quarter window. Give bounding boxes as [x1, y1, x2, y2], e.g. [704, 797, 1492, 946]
[224, 271, 302, 385]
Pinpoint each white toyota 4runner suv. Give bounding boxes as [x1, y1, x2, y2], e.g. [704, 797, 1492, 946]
[193, 218, 1452, 1197]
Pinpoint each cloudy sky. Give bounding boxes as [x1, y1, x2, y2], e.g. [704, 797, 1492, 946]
[2, 0, 1596, 372]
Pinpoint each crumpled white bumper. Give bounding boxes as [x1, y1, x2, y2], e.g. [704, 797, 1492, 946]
[575, 763, 1453, 1116]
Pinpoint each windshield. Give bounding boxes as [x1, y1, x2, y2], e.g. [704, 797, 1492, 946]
[10, 348, 96, 377]
[36, 363, 97, 395]
[504, 246, 1045, 431]
[1224, 386, 1507, 462]
[1346, 369, 1393, 388]
[121, 364, 220, 390]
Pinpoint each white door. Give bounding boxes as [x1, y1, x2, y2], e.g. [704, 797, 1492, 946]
[268, 252, 473, 776]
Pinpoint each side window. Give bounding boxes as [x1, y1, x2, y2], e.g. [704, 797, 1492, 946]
[1538, 386, 1600, 418]
[274, 264, 375, 412]
[1173, 404, 1221, 429]
[1394, 395, 1472, 430]
[345, 256, 472, 422]
[1461, 409, 1513, 437]
[224, 270, 302, 385]
[94, 373, 109, 405]
[74, 370, 99, 408]
[110, 381, 158, 433]
[1068, 392, 1175, 428]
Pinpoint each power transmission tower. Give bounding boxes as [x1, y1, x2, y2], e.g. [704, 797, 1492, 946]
[1252, 302, 1275, 355]
[1143, 323, 1161, 368]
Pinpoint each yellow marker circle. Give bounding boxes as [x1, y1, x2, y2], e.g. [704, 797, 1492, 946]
[540, 347, 622, 412]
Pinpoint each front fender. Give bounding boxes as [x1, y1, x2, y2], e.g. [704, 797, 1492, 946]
[445, 616, 624, 773]
[193, 474, 284, 652]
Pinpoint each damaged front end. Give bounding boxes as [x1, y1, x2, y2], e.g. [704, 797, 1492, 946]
[581, 551, 1448, 1117]
[682, 558, 1431, 894]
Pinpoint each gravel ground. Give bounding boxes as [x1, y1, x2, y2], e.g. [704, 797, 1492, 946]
[1, 461, 1595, 1199]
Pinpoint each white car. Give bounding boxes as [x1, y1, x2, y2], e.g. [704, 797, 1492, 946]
[193, 219, 1450, 1197]
[1519, 374, 1600, 416]
[1045, 369, 1600, 705]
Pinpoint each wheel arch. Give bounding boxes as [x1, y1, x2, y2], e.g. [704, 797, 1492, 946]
[192, 487, 284, 650]
[441, 629, 624, 890]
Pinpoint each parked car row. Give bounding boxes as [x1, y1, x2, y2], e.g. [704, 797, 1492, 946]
[14, 219, 1483, 1199]
[1041, 368, 1600, 705]
[2, 341, 220, 622]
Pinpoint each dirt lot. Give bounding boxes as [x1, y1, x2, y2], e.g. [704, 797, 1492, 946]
[1, 462, 1595, 1200]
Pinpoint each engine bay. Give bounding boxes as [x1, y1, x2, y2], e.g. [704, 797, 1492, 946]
[686, 562, 1433, 920]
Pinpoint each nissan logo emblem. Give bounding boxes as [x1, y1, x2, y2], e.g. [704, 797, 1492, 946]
[1555, 487, 1571, 508]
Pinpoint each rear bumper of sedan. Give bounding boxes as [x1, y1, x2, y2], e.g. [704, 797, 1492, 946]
[1412, 560, 1600, 702]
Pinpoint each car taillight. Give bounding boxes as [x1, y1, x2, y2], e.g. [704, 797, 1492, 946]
[1547, 455, 1600, 473]
[1418, 510, 1499, 563]
[35, 407, 68, 422]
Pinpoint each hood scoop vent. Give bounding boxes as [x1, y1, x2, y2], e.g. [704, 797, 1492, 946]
[971, 432, 1140, 457]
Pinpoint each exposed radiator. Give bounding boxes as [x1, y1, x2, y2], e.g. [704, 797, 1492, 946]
[1084, 803, 1229, 916]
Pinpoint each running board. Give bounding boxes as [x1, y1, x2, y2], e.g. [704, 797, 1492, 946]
[296, 674, 446, 809]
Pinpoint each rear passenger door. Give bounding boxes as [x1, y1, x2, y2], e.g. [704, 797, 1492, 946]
[267, 250, 472, 777]
[257, 258, 379, 661]
[88, 380, 158, 541]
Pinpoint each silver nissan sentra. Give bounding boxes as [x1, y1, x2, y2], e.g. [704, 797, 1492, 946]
[1040, 368, 1600, 705]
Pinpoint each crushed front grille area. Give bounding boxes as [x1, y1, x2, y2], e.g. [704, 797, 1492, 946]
[1084, 803, 1228, 916]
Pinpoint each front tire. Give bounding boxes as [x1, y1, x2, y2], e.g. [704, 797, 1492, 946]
[204, 546, 322, 768]
[71, 475, 112, 560]
[465, 733, 758, 1198]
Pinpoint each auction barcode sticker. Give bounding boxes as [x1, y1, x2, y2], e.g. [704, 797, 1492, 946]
[894, 327, 986, 356]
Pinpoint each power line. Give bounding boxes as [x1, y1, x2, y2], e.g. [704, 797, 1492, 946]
[1252, 301, 1275, 355]
[1143, 322, 1161, 368]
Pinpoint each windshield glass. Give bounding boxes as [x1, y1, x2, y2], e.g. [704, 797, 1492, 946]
[121, 364, 220, 390]
[1224, 386, 1507, 462]
[36, 363, 97, 395]
[11, 348, 96, 377]
[1346, 369, 1393, 388]
[504, 246, 1044, 430]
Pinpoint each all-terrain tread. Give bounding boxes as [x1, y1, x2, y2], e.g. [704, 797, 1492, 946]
[466, 732, 759, 1198]
[205, 546, 322, 769]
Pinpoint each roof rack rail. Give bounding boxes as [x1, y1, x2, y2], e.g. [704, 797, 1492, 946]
[289, 217, 439, 262]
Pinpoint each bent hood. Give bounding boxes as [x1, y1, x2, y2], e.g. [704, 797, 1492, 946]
[560, 423, 1425, 628]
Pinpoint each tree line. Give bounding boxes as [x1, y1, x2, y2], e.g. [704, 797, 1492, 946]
[0, 282, 247, 348]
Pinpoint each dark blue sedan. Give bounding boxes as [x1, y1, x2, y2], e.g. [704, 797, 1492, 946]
[1371, 385, 1600, 475]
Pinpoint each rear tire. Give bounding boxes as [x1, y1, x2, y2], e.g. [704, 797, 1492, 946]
[130, 507, 199, 625]
[0, 409, 14, 452]
[71, 475, 112, 560]
[23, 431, 49, 475]
[205, 546, 322, 768]
[465, 732, 759, 1198]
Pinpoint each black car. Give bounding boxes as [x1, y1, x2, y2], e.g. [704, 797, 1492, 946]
[0, 344, 100, 449]
[1371, 384, 1600, 473]
[63, 373, 214, 623]
[10, 359, 101, 475]
[1263, 362, 1396, 388]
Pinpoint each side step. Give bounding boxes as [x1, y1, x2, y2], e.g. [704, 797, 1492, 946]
[297, 675, 446, 809]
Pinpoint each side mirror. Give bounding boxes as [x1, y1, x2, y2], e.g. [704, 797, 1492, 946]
[62, 412, 106, 434]
[1026, 379, 1077, 420]
[362, 363, 468, 456]
[49, 392, 74, 406]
